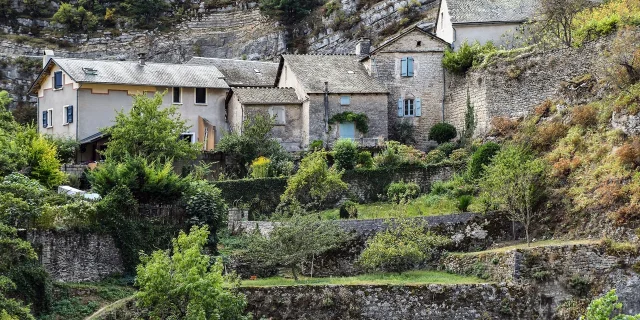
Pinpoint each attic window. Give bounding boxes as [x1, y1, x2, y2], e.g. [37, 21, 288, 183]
[417, 41, 422, 47]
[347, 70, 355, 74]
[82, 67, 98, 75]
[254, 69, 261, 74]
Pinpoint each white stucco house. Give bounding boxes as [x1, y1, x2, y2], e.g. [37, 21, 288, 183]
[435, 0, 541, 50]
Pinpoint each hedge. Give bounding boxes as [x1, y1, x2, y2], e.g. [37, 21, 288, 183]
[213, 177, 287, 219]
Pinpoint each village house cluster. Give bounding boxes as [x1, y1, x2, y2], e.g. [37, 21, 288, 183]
[29, 0, 540, 163]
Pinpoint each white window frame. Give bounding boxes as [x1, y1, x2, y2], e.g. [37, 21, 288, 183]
[269, 106, 286, 125]
[172, 87, 182, 104]
[179, 132, 196, 143]
[340, 96, 351, 106]
[404, 99, 415, 117]
[62, 105, 72, 125]
[46, 108, 53, 128]
[194, 88, 207, 105]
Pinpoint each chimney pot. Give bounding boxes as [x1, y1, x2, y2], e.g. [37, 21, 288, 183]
[355, 38, 371, 56]
[43, 50, 55, 68]
[137, 52, 147, 66]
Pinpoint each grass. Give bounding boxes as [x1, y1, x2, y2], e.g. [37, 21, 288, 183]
[318, 194, 482, 220]
[239, 270, 487, 287]
[39, 282, 135, 320]
[451, 239, 600, 256]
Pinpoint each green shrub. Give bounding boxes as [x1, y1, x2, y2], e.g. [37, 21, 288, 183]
[466, 142, 501, 179]
[424, 149, 446, 165]
[582, 289, 640, 319]
[442, 41, 496, 75]
[602, 238, 639, 256]
[568, 274, 591, 297]
[374, 141, 426, 168]
[387, 181, 420, 203]
[333, 138, 359, 170]
[184, 181, 227, 248]
[390, 119, 416, 145]
[45, 135, 78, 164]
[309, 140, 324, 151]
[358, 219, 451, 273]
[437, 142, 457, 156]
[429, 123, 457, 144]
[329, 112, 369, 134]
[457, 195, 472, 212]
[249, 156, 271, 179]
[357, 151, 374, 169]
[449, 148, 470, 162]
[339, 200, 358, 219]
[37, 200, 97, 230]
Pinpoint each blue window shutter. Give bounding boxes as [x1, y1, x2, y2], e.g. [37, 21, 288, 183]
[401, 58, 407, 77]
[408, 57, 414, 77]
[415, 98, 422, 117]
[42, 111, 47, 128]
[397, 99, 403, 117]
[67, 105, 73, 123]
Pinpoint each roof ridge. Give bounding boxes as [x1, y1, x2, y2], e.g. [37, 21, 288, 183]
[190, 57, 277, 64]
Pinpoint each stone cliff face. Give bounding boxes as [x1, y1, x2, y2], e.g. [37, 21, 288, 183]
[0, 0, 439, 107]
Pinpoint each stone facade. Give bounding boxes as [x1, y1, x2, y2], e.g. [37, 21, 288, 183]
[365, 28, 449, 149]
[241, 283, 538, 320]
[444, 38, 608, 137]
[27, 230, 124, 282]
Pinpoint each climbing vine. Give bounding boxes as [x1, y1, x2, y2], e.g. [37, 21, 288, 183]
[329, 112, 369, 134]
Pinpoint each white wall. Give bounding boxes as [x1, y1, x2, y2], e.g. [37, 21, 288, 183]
[37, 65, 79, 139]
[453, 23, 523, 50]
[435, 0, 454, 44]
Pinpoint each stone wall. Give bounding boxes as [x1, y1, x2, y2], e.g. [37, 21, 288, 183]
[240, 283, 539, 320]
[444, 38, 609, 137]
[27, 230, 123, 282]
[60, 164, 88, 177]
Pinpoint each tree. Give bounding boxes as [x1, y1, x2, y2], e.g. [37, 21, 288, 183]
[605, 27, 640, 87]
[429, 123, 457, 144]
[333, 138, 358, 170]
[11, 104, 37, 126]
[358, 219, 451, 273]
[539, 0, 591, 47]
[136, 226, 249, 319]
[51, 3, 98, 33]
[103, 92, 200, 163]
[245, 214, 350, 280]
[45, 135, 78, 164]
[123, 0, 169, 27]
[217, 114, 292, 177]
[279, 151, 347, 212]
[184, 181, 227, 250]
[461, 89, 476, 145]
[259, 0, 321, 25]
[480, 145, 547, 246]
[581, 289, 640, 320]
[0, 224, 39, 320]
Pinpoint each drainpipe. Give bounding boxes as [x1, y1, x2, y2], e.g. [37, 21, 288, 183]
[324, 81, 329, 134]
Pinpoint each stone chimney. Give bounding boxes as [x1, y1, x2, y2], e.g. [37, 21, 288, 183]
[43, 50, 54, 68]
[137, 52, 147, 66]
[355, 38, 371, 56]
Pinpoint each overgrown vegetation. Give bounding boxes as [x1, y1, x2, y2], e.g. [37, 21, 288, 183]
[442, 41, 497, 74]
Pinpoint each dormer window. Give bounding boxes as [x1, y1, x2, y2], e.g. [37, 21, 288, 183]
[254, 69, 261, 74]
[82, 67, 98, 75]
[53, 71, 63, 90]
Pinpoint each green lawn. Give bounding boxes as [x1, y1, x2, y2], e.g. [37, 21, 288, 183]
[451, 239, 600, 256]
[319, 194, 482, 220]
[239, 270, 487, 287]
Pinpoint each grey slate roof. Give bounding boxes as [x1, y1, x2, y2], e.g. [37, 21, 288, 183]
[187, 57, 279, 87]
[50, 58, 229, 88]
[233, 87, 301, 105]
[446, 0, 540, 23]
[279, 55, 388, 94]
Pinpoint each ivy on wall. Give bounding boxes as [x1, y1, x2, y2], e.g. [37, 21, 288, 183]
[329, 112, 369, 134]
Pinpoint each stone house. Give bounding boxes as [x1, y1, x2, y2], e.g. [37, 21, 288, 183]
[362, 26, 450, 147]
[29, 53, 229, 163]
[227, 87, 304, 151]
[435, 0, 540, 50]
[275, 54, 389, 148]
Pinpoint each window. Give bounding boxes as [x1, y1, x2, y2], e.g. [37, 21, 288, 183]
[340, 96, 351, 106]
[63, 105, 73, 124]
[440, 12, 444, 29]
[195, 88, 207, 104]
[269, 106, 286, 125]
[42, 109, 53, 128]
[401, 57, 414, 77]
[53, 71, 63, 90]
[417, 41, 422, 47]
[404, 99, 414, 116]
[179, 133, 195, 143]
[173, 87, 182, 104]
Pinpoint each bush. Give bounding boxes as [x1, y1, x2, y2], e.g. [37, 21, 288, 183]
[457, 195, 473, 212]
[571, 105, 598, 127]
[449, 148, 470, 162]
[490, 117, 519, 136]
[390, 120, 416, 145]
[387, 181, 420, 203]
[45, 135, 78, 164]
[333, 138, 359, 170]
[429, 123, 457, 144]
[249, 156, 271, 179]
[532, 121, 568, 151]
[374, 141, 426, 168]
[184, 181, 227, 248]
[356, 151, 374, 169]
[466, 142, 501, 179]
[616, 138, 640, 168]
[442, 41, 496, 74]
[358, 219, 451, 273]
[437, 142, 457, 156]
[582, 289, 640, 319]
[37, 200, 97, 230]
[424, 149, 446, 165]
[339, 200, 358, 219]
[309, 140, 324, 151]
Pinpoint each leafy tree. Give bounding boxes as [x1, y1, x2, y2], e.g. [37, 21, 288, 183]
[480, 145, 547, 245]
[103, 92, 200, 164]
[184, 181, 227, 250]
[45, 135, 78, 164]
[333, 138, 358, 170]
[429, 123, 457, 144]
[0, 91, 16, 133]
[259, 0, 321, 25]
[466, 142, 501, 179]
[279, 151, 347, 212]
[390, 119, 417, 145]
[136, 226, 249, 319]
[51, 3, 99, 32]
[358, 219, 451, 273]
[122, 0, 169, 27]
[581, 289, 640, 319]
[11, 104, 37, 126]
[217, 114, 292, 177]
[539, 0, 590, 47]
[245, 214, 350, 280]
